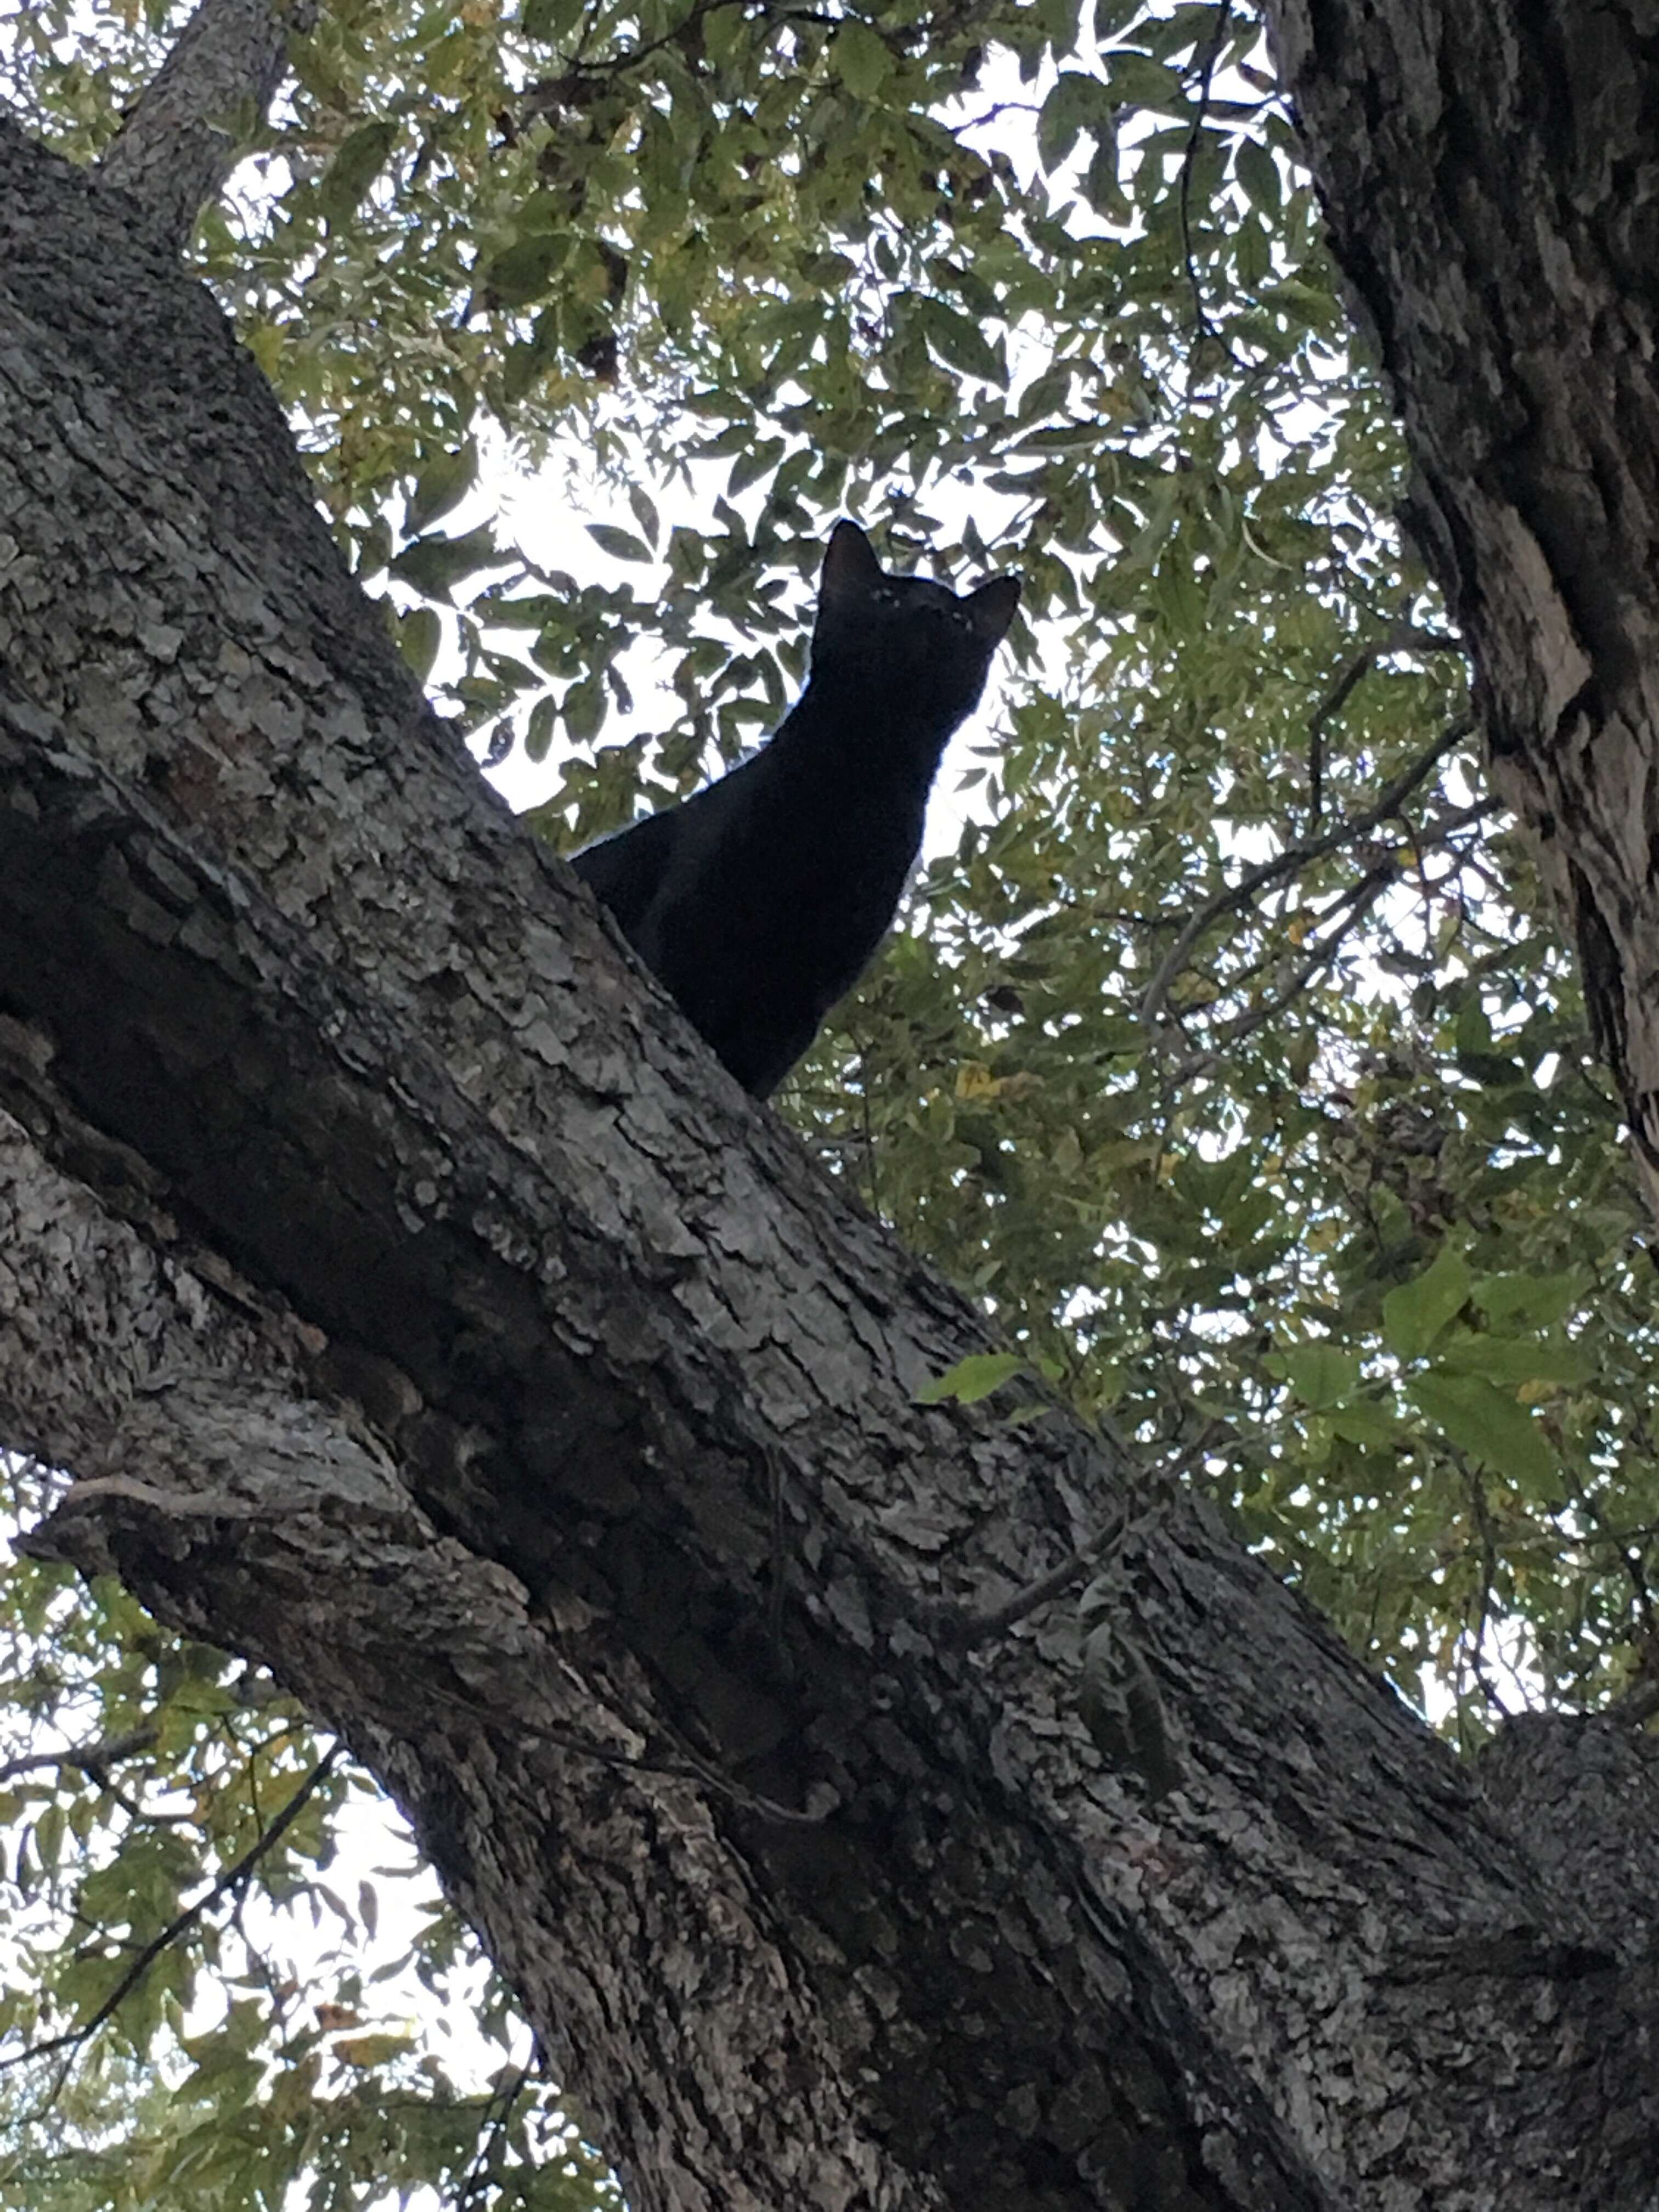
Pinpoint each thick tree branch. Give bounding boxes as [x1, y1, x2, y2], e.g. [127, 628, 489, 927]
[95, 0, 313, 253]
[5, 105, 1659, 2212]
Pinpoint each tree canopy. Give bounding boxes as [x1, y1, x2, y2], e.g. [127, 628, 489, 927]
[2, 0, 1652, 2205]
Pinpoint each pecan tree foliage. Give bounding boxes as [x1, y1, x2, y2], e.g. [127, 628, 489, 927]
[3, 0, 1659, 2207]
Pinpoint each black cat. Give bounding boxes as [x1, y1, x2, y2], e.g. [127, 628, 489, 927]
[570, 520, 1020, 1098]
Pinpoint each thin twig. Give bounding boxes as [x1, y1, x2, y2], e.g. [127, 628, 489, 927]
[953, 1427, 1229, 1646]
[1139, 713, 1476, 1041]
[1177, 0, 1235, 346]
[955, 1504, 1129, 1645]
[1460, 1465, 1514, 1724]
[1564, 1469, 1657, 1641]
[1149, 798, 1498, 1088]
[0, 1724, 157, 1786]
[458, 2054, 533, 2211]
[1307, 620, 1466, 822]
[2, 1745, 344, 2077]
[1172, 869, 1394, 1075]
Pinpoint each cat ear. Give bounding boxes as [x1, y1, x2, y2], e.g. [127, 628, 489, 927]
[964, 574, 1020, 646]
[820, 520, 886, 604]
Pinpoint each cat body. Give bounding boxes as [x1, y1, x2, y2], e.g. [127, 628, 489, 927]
[571, 521, 1020, 1097]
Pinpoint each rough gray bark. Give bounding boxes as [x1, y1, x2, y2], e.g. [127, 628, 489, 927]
[94, 0, 312, 255]
[1, 70, 1657, 2212]
[1265, 0, 1659, 1235]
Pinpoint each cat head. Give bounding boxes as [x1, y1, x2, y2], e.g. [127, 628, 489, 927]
[809, 521, 1021, 731]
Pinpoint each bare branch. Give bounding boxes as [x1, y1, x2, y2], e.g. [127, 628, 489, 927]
[1139, 712, 1477, 1041]
[1155, 866, 1393, 1090]
[458, 2051, 537, 2212]
[1307, 620, 1467, 821]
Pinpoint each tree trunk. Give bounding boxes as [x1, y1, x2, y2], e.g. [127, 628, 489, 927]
[97, 0, 311, 255]
[1265, 0, 1659, 1235]
[2, 57, 1656, 2212]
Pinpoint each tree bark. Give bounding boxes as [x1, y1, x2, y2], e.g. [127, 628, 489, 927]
[2, 67, 1657, 2212]
[1265, 0, 1659, 1235]
[95, 0, 313, 255]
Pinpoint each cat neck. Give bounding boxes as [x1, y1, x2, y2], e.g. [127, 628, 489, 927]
[770, 667, 964, 768]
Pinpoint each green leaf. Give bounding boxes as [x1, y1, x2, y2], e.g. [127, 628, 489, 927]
[704, 4, 748, 64]
[1471, 1271, 1584, 1330]
[524, 693, 558, 764]
[1037, 71, 1116, 172]
[730, 438, 787, 497]
[919, 298, 1006, 385]
[390, 526, 510, 601]
[1233, 137, 1280, 215]
[1281, 1343, 1359, 1411]
[319, 121, 396, 223]
[1434, 1331, 1594, 1388]
[1409, 1370, 1556, 1494]
[1382, 1244, 1472, 1362]
[1082, 134, 1129, 219]
[627, 486, 661, 548]
[404, 439, 478, 537]
[586, 524, 654, 562]
[915, 1351, 1030, 1405]
[482, 232, 568, 308]
[1328, 1400, 1403, 1447]
[521, 0, 584, 40]
[392, 605, 442, 681]
[832, 21, 891, 99]
[1104, 50, 1186, 112]
[563, 677, 606, 743]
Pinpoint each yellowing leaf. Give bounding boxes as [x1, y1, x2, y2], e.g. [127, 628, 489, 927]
[245, 321, 283, 380]
[1052, 1126, 1084, 1173]
[334, 2032, 415, 2068]
[955, 1062, 1002, 1100]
